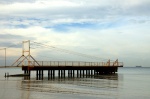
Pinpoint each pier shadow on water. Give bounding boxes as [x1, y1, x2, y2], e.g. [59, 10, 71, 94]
[23, 74, 120, 81]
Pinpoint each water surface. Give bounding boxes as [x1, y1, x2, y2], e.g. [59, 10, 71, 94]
[0, 67, 150, 99]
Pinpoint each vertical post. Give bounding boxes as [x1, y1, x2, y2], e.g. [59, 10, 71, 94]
[77, 70, 79, 78]
[68, 70, 70, 77]
[29, 70, 31, 77]
[5, 73, 7, 78]
[61, 70, 62, 78]
[28, 40, 31, 66]
[50, 70, 52, 78]
[68, 70, 72, 78]
[22, 40, 31, 66]
[70, 70, 72, 77]
[80, 70, 81, 77]
[36, 70, 38, 80]
[53, 70, 55, 78]
[48, 70, 50, 80]
[24, 70, 26, 74]
[42, 70, 43, 80]
[22, 41, 24, 66]
[58, 70, 60, 78]
[73, 70, 74, 78]
[86, 70, 87, 77]
[83, 70, 84, 77]
[64, 70, 65, 78]
[39, 70, 41, 80]
[50, 70, 53, 79]
[4, 48, 6, 67]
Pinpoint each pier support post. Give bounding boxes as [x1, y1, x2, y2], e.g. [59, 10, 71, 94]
[94, 70, 96, 76]
[58, 70, 61, 78]
[86, 70, 88, 77]
[83, 70, 84, 77]
[80, 70, 81, 77]
[61, 70, 64, 78]
[42, 70, 43, 80]
[5, 73, 6, 78]
[68, 70, 72, 78]
[64, 70, 66, 78]
[77, 70, 79, 78]
[48, 70, 50, 80]
[53, 70, 55, 79]
[23, 70, 30, 80]
[73, 70, 74, 78]
[36, 70, 39, 80]
[51, 70, 53, 78]
[68, 70, 69, 77]
[39, 70, 41, 80]
[91, 70, 93, 76]
[87, 70, 90, 77]
[71, 70, 72, 77]
[50, 70, 51, 75]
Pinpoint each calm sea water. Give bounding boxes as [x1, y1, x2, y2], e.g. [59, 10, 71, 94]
[0, 67, 150, 99]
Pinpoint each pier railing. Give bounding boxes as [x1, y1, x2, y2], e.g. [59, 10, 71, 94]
[18, 61, 123, 67]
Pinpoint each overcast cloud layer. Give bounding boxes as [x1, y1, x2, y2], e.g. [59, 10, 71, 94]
[0, 0, 150, 66]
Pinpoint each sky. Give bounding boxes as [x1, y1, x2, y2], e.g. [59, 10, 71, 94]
[0, 0, 150, 67]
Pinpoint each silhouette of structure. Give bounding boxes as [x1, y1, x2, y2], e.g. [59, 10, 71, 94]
[12, 40, 123, 80]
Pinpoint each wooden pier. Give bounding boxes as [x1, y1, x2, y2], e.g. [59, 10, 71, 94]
[22, 61, 123, 80]
[2, 40, 123, 80]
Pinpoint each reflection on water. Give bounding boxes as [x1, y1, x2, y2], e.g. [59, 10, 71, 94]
[1, 68, 150, 99]
[94, 74, 119, 80]
[20, 74, 122, 99]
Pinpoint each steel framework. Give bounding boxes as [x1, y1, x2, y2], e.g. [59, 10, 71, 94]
[11, 40, 40, 67]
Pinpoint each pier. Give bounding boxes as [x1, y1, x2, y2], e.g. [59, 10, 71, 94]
[2, 40, 123, 80]
[22, 61, 123, 80]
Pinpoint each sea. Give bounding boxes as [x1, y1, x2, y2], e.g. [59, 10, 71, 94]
[0, 67, 150, 99]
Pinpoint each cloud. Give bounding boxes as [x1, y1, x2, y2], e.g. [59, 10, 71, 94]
[0, 0, 150, 66]
[0, 34, 26, 39]
[0, 0, 149, 32]
[0, 0, 149, 30]
[0, 33, 35, 48]
[0, 0, 35, 4]
[0, 0, 150, 19]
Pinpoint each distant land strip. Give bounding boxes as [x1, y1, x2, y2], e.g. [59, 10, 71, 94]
[0, 66, 21, 68]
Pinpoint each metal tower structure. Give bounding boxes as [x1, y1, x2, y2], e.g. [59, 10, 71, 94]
[12, 40, 40, 67]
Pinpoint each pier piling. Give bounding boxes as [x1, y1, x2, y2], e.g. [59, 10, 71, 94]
[22, 61, 123, 80]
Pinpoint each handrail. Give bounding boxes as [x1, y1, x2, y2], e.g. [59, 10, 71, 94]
[18, 61, 123, 67]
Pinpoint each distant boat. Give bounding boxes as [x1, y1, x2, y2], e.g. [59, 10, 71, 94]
[136, 66, 142, 67]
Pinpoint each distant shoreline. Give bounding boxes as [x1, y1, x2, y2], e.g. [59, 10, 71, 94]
[0, 66, 21, 68]
[136, 66, 142, 67]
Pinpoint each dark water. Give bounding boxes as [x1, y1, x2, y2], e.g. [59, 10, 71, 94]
[0, 67, 150, 99]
